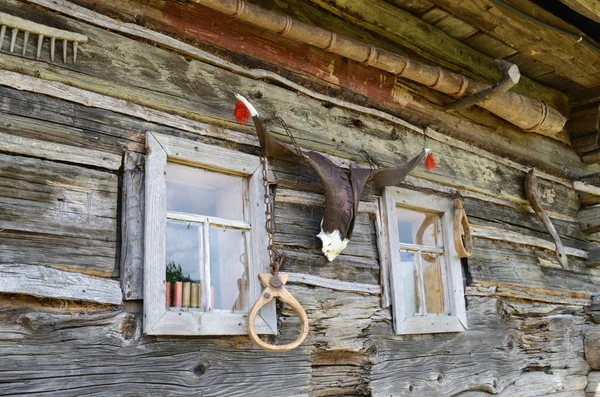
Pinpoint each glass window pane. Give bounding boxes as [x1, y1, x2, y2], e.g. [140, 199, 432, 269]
[209, 227, 248, 312]
[396, 207, 441, 247]
[166, 221, 201, 284]
[399, 251, 420, 315]
[166, 162, 244, 220]
[422, 253, 446, 314]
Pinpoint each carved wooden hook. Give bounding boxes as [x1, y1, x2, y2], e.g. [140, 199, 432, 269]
[453, 199, 473, 258]
[248, 273, 309, 352]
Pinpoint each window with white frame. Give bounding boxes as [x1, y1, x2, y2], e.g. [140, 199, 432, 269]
[143, 132, 276, 336]
[382, 186, 467, 335]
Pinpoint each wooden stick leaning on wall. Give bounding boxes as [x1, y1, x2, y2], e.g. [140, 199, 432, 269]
[525, 169, 569, 269]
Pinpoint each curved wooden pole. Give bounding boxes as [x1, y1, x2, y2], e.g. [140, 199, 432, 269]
[248, 273, 309, 352]
[453, 199, 473, 258]
[525, 169, 568, 268]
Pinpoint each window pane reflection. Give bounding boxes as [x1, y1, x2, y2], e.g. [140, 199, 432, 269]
[209, 227, 248, 312]
[166, 162, 244, 220]
[166, 221, 201, 283]
[400, 251, 419, 315]
[422, 253, 446, 314]
[396, 207, 441, 247]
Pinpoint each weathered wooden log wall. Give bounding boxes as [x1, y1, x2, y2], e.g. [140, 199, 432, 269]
[1, 0, 600, 395]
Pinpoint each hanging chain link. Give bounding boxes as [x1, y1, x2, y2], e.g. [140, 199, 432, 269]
[260, 155, 283, 287]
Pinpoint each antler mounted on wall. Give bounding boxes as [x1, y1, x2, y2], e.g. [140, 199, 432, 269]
[0, 12, 88, 63]
[235, 94, 434, 261]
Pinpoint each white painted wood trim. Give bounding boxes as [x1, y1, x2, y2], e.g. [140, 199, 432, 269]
[249, 164, 277, 333]
[382, 186, 467, 334]
[146, 311, 273, 336]
[143, 132, 168, 333]
[144, 132, 274, 335]
[167, 211, 251, 230]
[383, 188, 406, 333]
[0, 264, 122, 305]
[375, 197, 392, 308]
[155, 133, 260, 175]
[396, 315, 466, 335]
[398, 242, 444, 254]
[386, 186, 453, 213]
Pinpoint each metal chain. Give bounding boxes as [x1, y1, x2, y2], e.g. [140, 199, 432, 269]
[260, 155, 283, 277]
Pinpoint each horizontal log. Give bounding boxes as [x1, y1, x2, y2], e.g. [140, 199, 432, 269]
[369, 297, 589, 396]
[559, 0, 600, 23]
[579, 205, 600, 234]
[469, 238, 600, 296]
[466, 283, 590, 306]
[0, 264, 122, 304]
[426, 0, 600, 88]
[0, 130, 121, 170]
[471, 224, 588, 259]
[0, 153, 118, 276]
[587, 248, 600, 268]
[6, 0, 596, 180]
[287, 272, 381, 294]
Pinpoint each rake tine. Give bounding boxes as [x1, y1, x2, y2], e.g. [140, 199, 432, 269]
[36, 34, 43, 60]
[9, 27, 17, 52]
[73, 41, 78, 63]
[0, 26, 5, 51]
[63, 38, 67, 63]
[22, 30, 29, 56]
[50, 36, 55, 62]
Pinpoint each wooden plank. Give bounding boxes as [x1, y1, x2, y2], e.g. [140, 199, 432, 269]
[287, 272, 380, 294]
[143, 132, 167, 333]
[0, 153, 118, 276]
[420, 7, 478, 40]
[462, 32, 518, 59]
[0, 130, 121, 170]
[466, 283, 590, 306]
[469, 237, 600, 296]
[0, 264, 121, 304]
[0, 303, 311, 396]
[369, 297, 589, 396]
[120, 151, 144, 300]
[559, 0, 600, 23]
[428, 0, 600, 88]
[579, 205, 600, 234]
[471, 225, 588, 259]
[586, 248, 600, 268]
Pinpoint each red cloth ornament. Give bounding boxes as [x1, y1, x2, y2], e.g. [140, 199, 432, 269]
[425, 151, 436, 170]
[234, 100, 251, 125]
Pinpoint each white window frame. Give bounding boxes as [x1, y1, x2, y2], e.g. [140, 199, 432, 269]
[381, 186, 467, 335]
[143, 132, 276, 336]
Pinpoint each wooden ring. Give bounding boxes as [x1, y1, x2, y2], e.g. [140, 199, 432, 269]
[248, 273, 309, 352]
[453, 199, 472, 258]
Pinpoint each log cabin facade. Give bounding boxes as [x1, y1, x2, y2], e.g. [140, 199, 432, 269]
[1, 0, 600, 395]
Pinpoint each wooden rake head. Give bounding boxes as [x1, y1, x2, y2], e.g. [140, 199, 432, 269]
[0, 12, 87, 63]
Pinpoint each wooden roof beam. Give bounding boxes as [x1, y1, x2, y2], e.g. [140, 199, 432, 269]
[559, 0, 600, 23]
[424, 0, 600, 88]
[303, 0, 569, 115]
